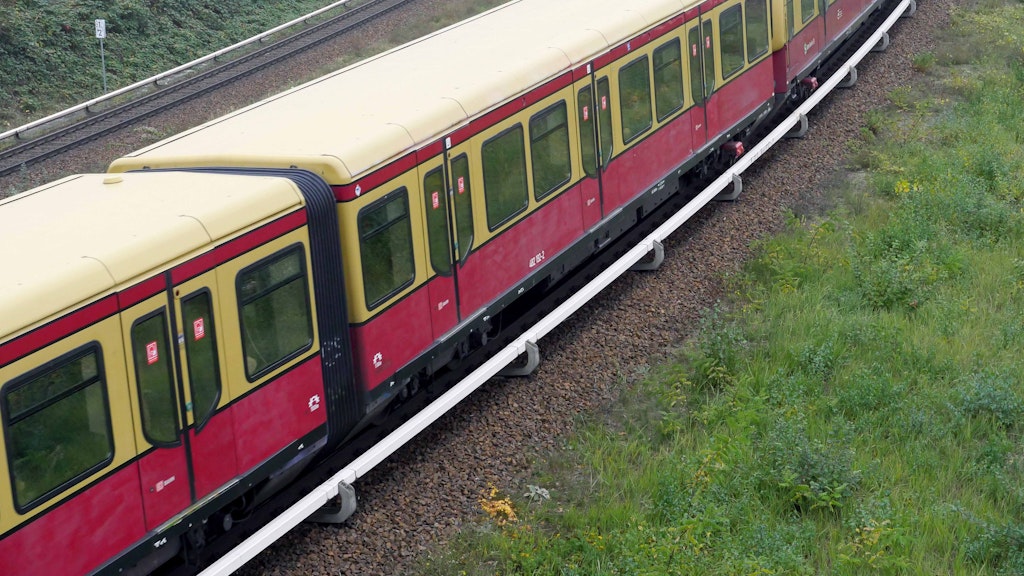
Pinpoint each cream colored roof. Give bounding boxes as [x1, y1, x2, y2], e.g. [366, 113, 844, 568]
[0, 172, 304, 341]
[111, 0, 696, 183]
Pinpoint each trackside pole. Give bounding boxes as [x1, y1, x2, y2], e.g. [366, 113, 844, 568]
[95, 19, 108, 93]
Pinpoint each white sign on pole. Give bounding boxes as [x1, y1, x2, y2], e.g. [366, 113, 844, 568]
[95, 19, 107, 93]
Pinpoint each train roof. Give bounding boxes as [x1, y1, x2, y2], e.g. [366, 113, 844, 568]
[0, 172, 304, 342]
[110, 0, 698, 183]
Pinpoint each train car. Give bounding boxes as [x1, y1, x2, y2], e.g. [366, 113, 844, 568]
[770, 0, 886, 101]
[0, 170, 356, 575]
[109, 0, 781, 422]
[0, 0, 897, 573]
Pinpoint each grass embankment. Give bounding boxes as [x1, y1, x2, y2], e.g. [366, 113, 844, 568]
[420, 2, 1024, 574]
[0, 0, 506, 131]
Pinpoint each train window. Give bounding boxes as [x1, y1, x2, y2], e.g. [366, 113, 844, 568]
[619, 56, 652, 143]
[801, 0, 815, 23]
[746, 0, 770, 61]
[577, 86, 598, 178]
[653, 39, 684, 121]
[529, 101, 571, 200]
[702, 20, 716, 95]
[482, 124, 529, 230]
[3, 345, 113, 511]
[181, 291, 221, 431]
[131, 311, 179, 445]
[720, 6, 745, 79]
[450, 154, 475, 260]
[688, 27, 705, 105]
[786, 0, 796, 39]
[597, 78, 613, 165]
[237, 246, 315, 377]
[423, 167, 452, 275]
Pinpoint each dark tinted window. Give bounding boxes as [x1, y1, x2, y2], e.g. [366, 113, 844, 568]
[423, 167, 451, 275]
[530, 101, 572, 200]
[131, 311, 178, 444]
[451, 154, 475, 260]
[358, 192, 415, 308]
[4, 346, 113, 510]
[720, 5, 745, 78]
[654, 39, 685, 120]
[482, 125, 529, 230]
[182, 291, 221, 430]
[238, 246, 314, 375]
[745, 0, 770, 60]
[619, 56, 652, 143]
[578, 86, 598, 178]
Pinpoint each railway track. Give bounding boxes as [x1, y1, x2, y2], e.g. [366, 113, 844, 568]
[0, 0, 413, 178]
[0, 0, 945, 572]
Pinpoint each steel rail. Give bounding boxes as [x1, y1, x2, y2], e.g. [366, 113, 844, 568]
[0, 0, 359, 143]
[0, 0, 412, 177]
[197, 1, 914, 574]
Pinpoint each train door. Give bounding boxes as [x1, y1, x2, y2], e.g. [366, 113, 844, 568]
[574, 68, 604, 229]
[585, 71, 616, 211]
[170, 271, 237, 500]
[124, 271, 235, 530]
[437, 139, 478, 316]
[687, 16, 715, 150]
[417, 146, 475, 340]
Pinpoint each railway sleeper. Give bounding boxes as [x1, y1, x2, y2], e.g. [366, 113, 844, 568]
[630, 240, 665, 272]
[786, 113, 810, 138]
[308, 481, 358, 524]
[498, 340, 541, 377]
[839, 66, 859, 89]
[872, 31, 890, 52]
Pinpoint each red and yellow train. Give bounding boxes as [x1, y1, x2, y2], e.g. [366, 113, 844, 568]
[0, 0, 896, 573]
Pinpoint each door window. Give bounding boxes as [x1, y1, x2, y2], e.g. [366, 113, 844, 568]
[131, 311, 179, 445]
[181, 291, 221, 430]
[423, 167, 452, 275]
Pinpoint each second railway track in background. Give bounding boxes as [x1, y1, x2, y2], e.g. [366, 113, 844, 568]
[0, 0, 411, 178]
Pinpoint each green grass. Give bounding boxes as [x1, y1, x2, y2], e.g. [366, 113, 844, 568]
[0, 0, 508, 132]
[416, 1, 1024, 574]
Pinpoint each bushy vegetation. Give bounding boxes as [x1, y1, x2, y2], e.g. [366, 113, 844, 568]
[0, 0, 339, 128]
[419, 1, 1024, 574]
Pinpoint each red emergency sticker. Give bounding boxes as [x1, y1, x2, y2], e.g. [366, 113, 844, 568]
[601, 96, 608, 110]
[432, 191, 440, 209]
[583, 106, 590, 121]
[705, 36, 711, 49]
[193, 318, 205, 341]
[146, 342, 159, 365]
[692, 44, 698, 57]
[458, 177, 465, 194]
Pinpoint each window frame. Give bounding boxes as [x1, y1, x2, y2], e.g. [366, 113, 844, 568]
[236, 244, 315, 380]
[2, 343, 114, 513]
[720, 4, 746, 80]
[180, 288, 222, 433]
[482, 124, 530, 231]
[450, 153, 475, 263]
[529, 100, 572, 201]
[423, 166, 453, 276]
[130, 308, 181, 446]
[618, 55, 653, 144]
[745, 0, 770, 62]
[653, 38, 685, 121]
[356, 189, 416, 310]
